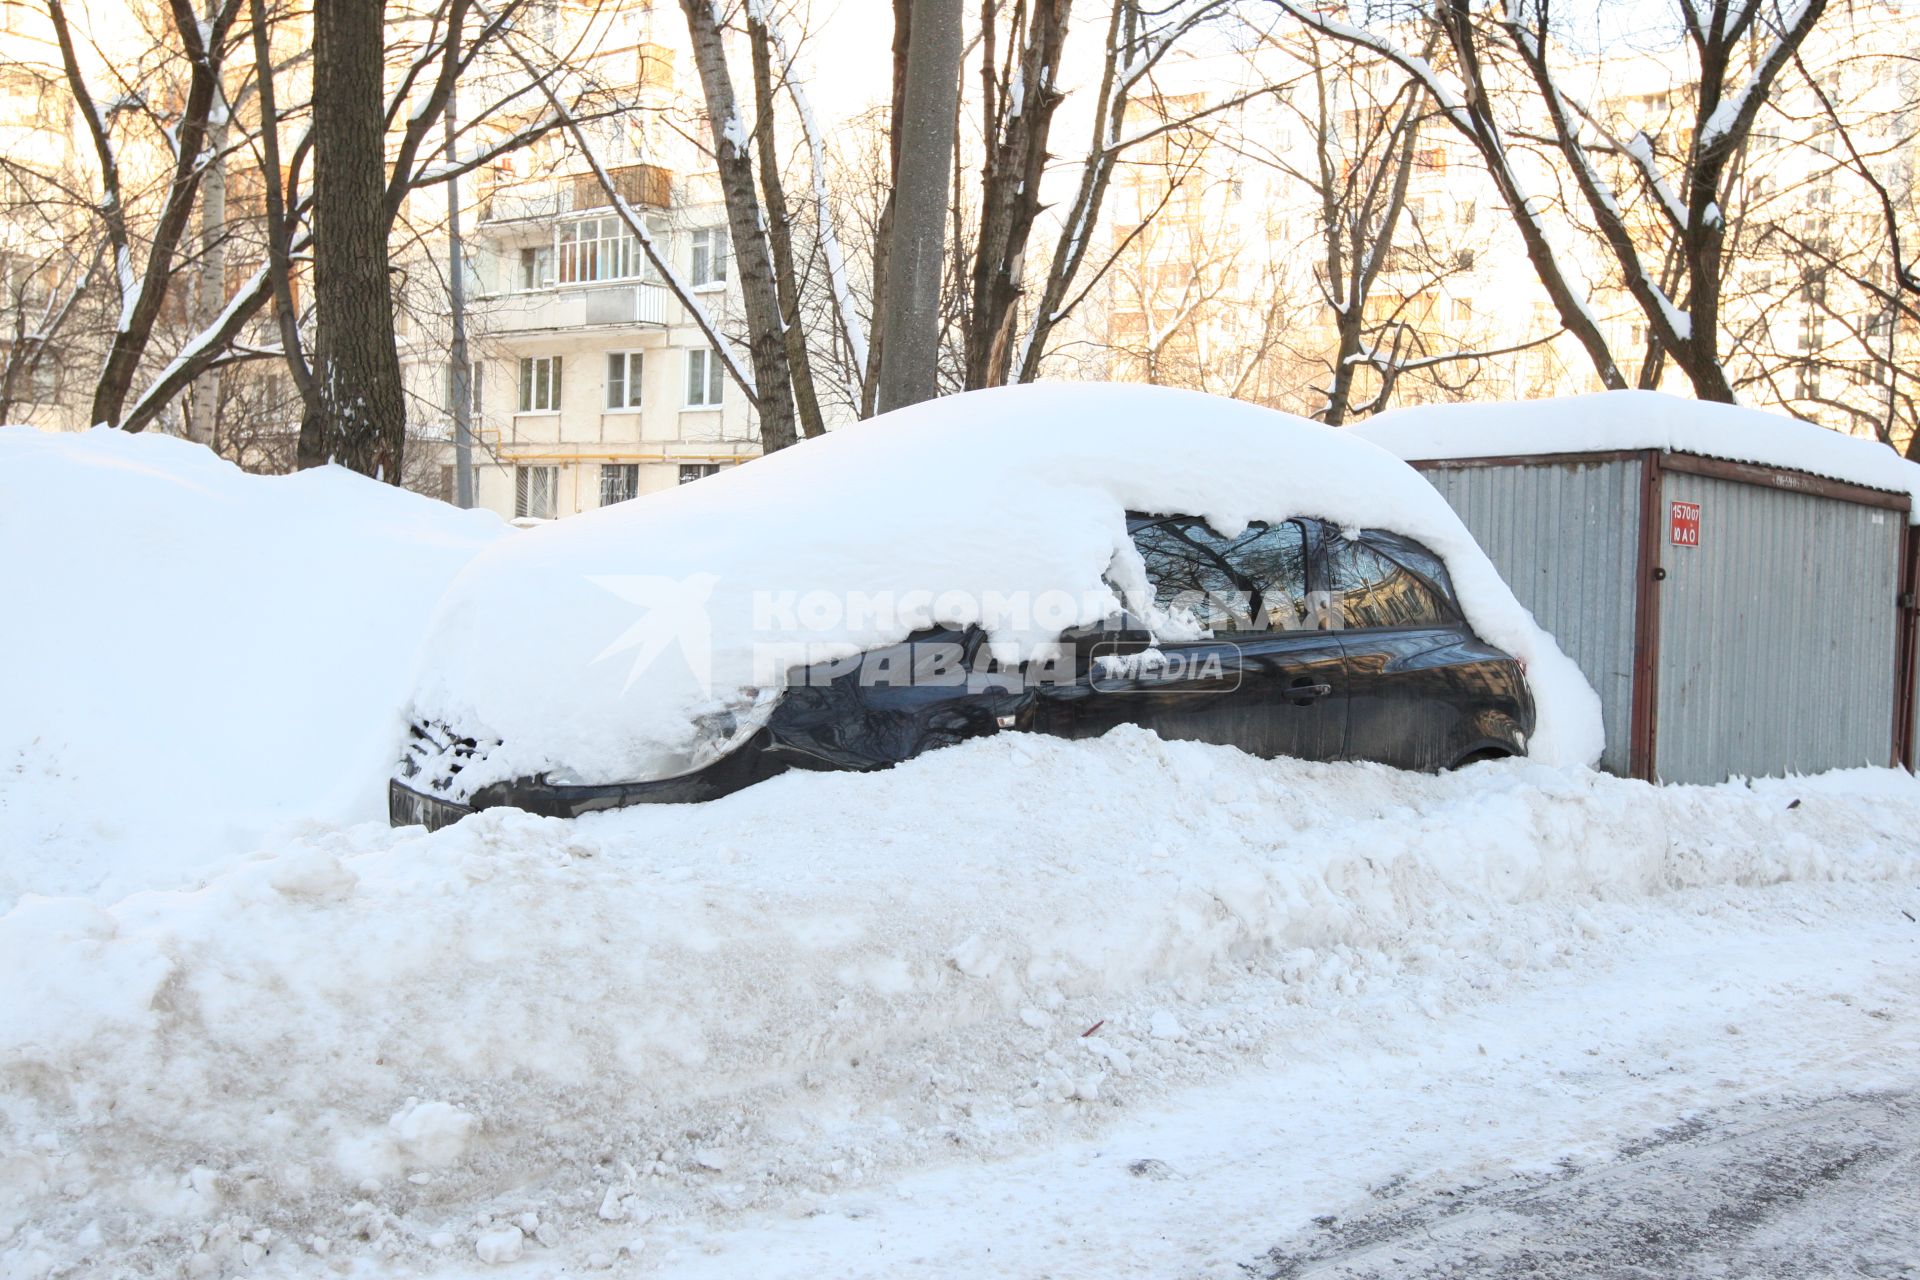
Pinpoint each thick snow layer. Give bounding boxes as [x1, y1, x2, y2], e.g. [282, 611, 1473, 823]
[2, 730, 1916, 1277]
[0, 427, 506, 907]
[412, 382, 1604, 785]
[1352, 390, 1920, 520]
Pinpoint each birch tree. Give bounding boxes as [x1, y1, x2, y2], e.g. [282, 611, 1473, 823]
[677, 0, 801, 449]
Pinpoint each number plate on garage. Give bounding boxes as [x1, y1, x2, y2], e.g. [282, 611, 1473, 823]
[1670, 501, 1701, 547]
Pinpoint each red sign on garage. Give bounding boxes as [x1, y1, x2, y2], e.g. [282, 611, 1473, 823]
[1670, 500, 1702, 547]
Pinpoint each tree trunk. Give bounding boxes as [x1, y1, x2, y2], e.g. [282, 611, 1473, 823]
[747, 11, 826, 439]
[964, 0, 1071, 389]
[861, 0, 915, 417]
[187, 110, 230, 446]
[876, 0, 962, 413]
[299, 0, 406, 478]
[49, 0, 241, 430]
[680, 0, 799, 453]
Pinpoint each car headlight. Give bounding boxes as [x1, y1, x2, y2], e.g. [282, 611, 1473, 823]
[541, 688, 778, 787]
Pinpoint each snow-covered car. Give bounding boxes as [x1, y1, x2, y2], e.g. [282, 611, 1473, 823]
[391, 384, 1598, 830]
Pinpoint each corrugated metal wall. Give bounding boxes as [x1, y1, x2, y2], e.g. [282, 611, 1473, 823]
[1420, 460, 1643, 774]
[1654, 472, 1902, 783]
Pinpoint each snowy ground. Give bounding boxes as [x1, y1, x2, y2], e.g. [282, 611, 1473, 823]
[4, 426, 1918, 1279]
[4, 732, 1918, 1279]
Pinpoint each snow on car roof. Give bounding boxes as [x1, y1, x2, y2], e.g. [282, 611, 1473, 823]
[410, 382, 1603, 784]
[1351, 390, 1920, 519]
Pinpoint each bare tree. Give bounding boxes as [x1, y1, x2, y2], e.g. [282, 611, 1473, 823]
[1269, 0, 1629, 391]
[961, 0, 1071, 388]
[46, 0, 246, 430]
[746, 1, 827, 438]
[1012, 0, 1238, 383]
[1780, 45, 1920, 454]
[1499, 0, 1829, 402]
[0, 142, 101, 427]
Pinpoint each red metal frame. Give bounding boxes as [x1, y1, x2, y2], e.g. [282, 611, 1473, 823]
[1897, 524, 1919, 770]
[1628, 451, 1665, 781]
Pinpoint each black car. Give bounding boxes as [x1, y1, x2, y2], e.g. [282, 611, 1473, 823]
[391, 512, 1532, 830]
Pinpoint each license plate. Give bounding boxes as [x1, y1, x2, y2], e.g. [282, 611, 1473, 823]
[389, 780, 474, 831]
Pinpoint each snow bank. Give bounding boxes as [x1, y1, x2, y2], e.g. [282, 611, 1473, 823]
[1352, 390, 1920, 519]
[412, 382, 1604, 784]
[3, 729, 1916, 1276]
[0, 427, 506, 906]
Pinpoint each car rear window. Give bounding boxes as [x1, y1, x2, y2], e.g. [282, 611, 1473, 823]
[1324, 537, 1450, 630]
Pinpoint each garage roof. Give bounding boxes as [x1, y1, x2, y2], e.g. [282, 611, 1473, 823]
[1352, 391, 1920, 521]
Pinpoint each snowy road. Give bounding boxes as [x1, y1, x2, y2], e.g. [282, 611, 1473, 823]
[1247, 1089, 1919, 1279]
[593, 879, 1920, 1280]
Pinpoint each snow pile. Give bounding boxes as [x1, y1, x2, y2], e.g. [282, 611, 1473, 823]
[0, 427, 506, 906]
[412, 382, 1604, 785]
[1352, 390, 1920, 518]
[2, 730, 1916, 1276]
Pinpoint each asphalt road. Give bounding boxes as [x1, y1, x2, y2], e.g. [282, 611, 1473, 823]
[1245, 1091, 1920, 1279]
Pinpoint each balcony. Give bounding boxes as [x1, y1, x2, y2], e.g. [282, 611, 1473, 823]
[479, 163, 673, 224]
[481, 282, 670, 334]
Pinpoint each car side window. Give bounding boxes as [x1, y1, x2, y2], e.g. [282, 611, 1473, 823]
[1323, 537, 1449, 630]
[1129, 517, 1308, 634]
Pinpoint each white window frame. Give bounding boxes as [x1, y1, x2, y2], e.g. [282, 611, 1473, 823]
[514, 465, 558, 519]
[558, 215, 642, 284]
[684, 348, 725, 409]
[518, 355, 561, 413]
[605, 350, 644, 410]
[689, 226, 729, 289]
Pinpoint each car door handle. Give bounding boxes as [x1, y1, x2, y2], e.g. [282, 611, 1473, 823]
[1286, 681, 1333, 703]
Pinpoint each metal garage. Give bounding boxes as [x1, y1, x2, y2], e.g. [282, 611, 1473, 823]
[1354, 401, 1919, 784]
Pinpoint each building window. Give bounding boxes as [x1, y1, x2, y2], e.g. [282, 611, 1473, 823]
[690, 226, 729, 287]
[519, 245, 553, 290]
[684, 348, 724, 407]
[679, 463, 721, 484]
[606, 350, 644, 409]
[518, 355, 561, 412]
[514, 465, 557, 519]
[600, 462, 640, 505]
[559, 215, 640, 283]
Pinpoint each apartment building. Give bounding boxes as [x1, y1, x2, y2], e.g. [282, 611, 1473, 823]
[401, 9, 761, 522]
